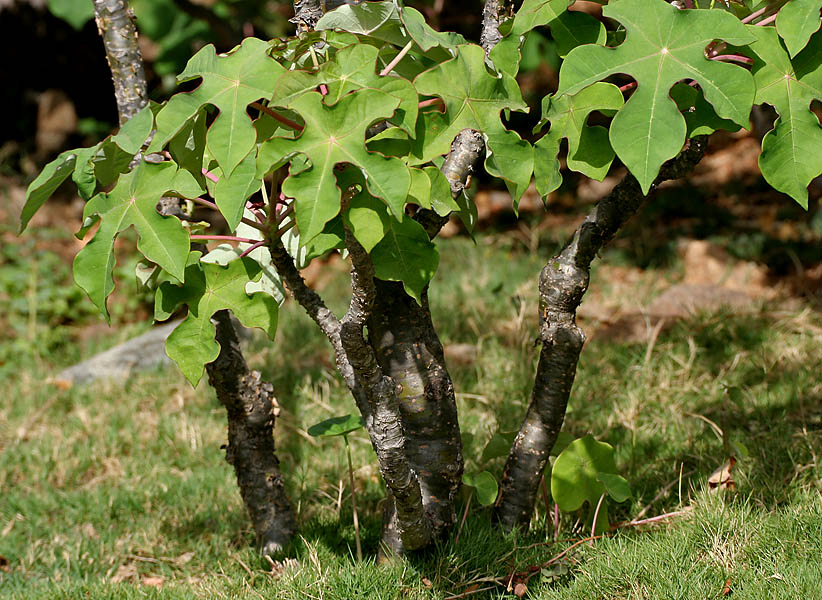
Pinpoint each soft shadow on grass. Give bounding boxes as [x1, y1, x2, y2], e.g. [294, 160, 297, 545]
[1, 236, 820, 599]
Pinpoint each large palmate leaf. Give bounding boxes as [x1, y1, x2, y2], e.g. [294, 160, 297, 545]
[155, 253, 279, 385]
[411, 44, 533, 204]
[73, 162, 203, 320]
[370, 215, 438, 304]
[533, 82, 624, 197]
[257, 88, 411, 243]
[776, 0, 822, 58]
[490, 0, 606, 76]
[746, 27, 822, 208]
[556, 0, 755, 193]
[148, 37, 286, 178]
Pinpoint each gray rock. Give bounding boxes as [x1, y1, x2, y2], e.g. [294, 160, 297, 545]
[55, 321, 180, 385]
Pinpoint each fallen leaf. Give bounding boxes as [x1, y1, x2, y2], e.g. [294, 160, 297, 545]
[141, 575, 165, 587]
[722, 578, 732, 596]
[422, 577, 433, 589]
[110, 563, 138, 583]
[514, 582, 528, 598]
[49, 378, 73, 391]
[708, 456, 737, 490]
[175, 551, 195, 565]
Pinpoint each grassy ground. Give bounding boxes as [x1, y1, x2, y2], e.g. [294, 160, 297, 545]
[1, 233, 820, 599]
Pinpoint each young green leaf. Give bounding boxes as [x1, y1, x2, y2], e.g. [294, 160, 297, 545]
[258, 88, 411, 243]
[307, 414, 366, 437]
[73, 162, 203, 320]
[556, 0, 755, 193]
[370, 215, 438, 304]
[596, 472, 632, 503]
[533, 82, 624, 197]
[462, 471, 499, 507]
[776, 0, 822, 58]
[19, 150, 78, 233]
[411, 44, 533, 204]
[481, 430, 518, 464]
[551, 434, 624, 534]
[747, 27, 822, 209]
[155, 254, 279, 385]
[315, 0, 465, 52]
[489, 0, 605, 76]
[149, 37, 286, 178]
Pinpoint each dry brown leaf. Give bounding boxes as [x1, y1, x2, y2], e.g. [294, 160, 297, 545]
[422, 577, 433, 589]
[175, 551, 195, 565]
[110, 563, 138, 583]
[514, 582, 528, 598]
[142, 575, 165, 587]
[722, 577, 732, 596]
[708, 456, 737, 490]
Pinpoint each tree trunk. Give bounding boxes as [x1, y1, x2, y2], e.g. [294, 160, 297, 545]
[207, 311, 297, 557]
[494, 137, 709, 530]
[92, 0, 148, 125]
[93, 2, 296, 553]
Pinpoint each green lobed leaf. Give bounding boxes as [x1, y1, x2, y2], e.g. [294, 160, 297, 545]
[556, 0, 756, 193]
[551, 434, 621, 534]
[19, 150, 78, 233]
[307, 414, 366, 437]
[149, 38, 286, 178]
[370, 215, 438, 304]
[411, 44, 533, 205]
[490, 0, 606, 76]
[258, 88, 411, 243]
[213, 152, 260, 231]
[746, 26, 822, 208]
[462, 471, 499, 507]
[155, 253, 279, 386]
[533, 82, 624, 197]
[74, 162, 204, 321]
[669, 83, 742, 137]
[776, 0, 822, 58]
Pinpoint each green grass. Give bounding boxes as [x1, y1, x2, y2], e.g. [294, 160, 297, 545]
[1, 235, 820, 599]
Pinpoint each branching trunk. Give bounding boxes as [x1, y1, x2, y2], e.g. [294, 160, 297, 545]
[494, 137, 709, 530]
[92, 0, 148, 125]
[207, 311, 297, 557]
[94, 2, 296, 553]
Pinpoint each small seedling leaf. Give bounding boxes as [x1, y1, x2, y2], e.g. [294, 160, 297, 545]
[307, 414, 366, 438]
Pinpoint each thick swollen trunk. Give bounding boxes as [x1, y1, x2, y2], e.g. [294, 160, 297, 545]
[494, 137, 709, 530]
[207, 311, 297, 557]
[367, 282, 463, 555]
[92, 0, 148, 125]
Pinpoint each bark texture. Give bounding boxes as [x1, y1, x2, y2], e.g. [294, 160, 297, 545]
[494, 137, 709, 530]
[207, 310, 297, 557]
[92, 0, 148, 125]
[372, 129, 485, 555]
